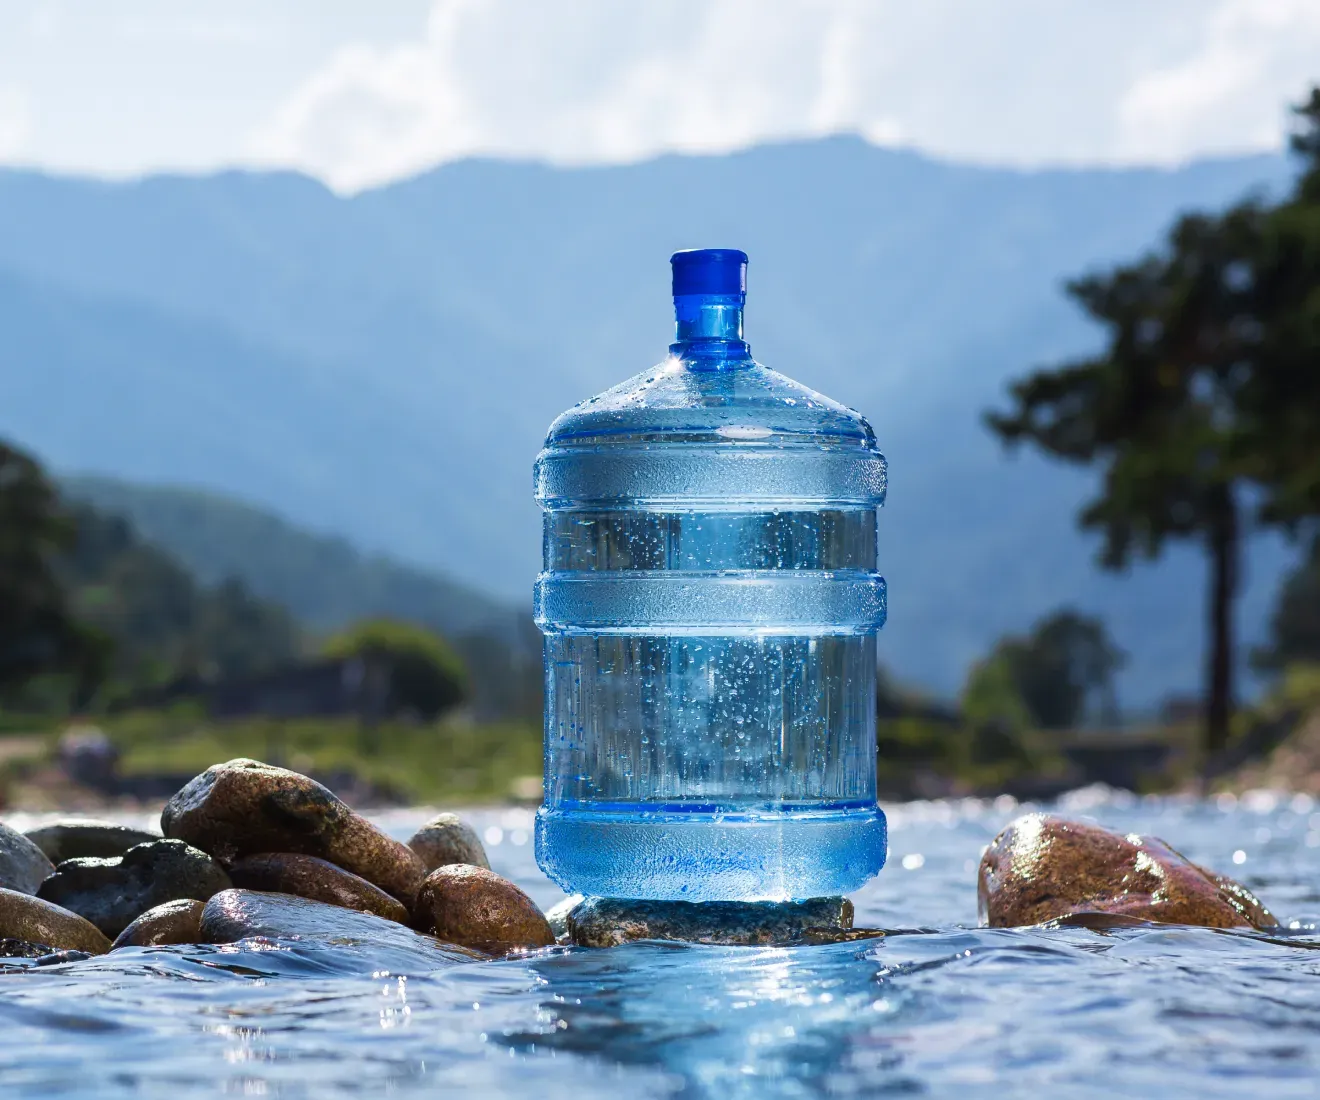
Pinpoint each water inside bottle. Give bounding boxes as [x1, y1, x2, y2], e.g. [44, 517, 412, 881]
[535, 248, 887, 901]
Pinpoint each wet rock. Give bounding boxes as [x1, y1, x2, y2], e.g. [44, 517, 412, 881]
[978, 813, 1279, 930]
[0, 938, 52, 958]
[25, 820, 161, 865]
[37, 839, 231, 938]
[228, 853, 409, 924]
[567, 896, 855, 947]
[111, 899, 206, 949]
[798, 926, 888, 945]
[199, 888, 481, 964]
[0, 887, 111, 953]
[406, 813, 490, 871]
[161, 759, 425, 904]
[0, 822, 56, 894]
[413, 865, 555, 954]
[34, 949, 92, 966]
[544, 894, 585, 941]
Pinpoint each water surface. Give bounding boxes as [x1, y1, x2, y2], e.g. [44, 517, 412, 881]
[3, 788, 1318, 1098]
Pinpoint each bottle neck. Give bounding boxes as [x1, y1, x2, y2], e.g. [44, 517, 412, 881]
[670, 293, 751, 370]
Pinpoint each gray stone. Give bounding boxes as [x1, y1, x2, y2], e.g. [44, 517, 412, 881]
[25, 820, 161, 865]
[567, 896, 855, 947]
[406, 813, 490, 871]
[0, 887, 111, 953]
[199, 889, 483, 965]
[544, 894, 585, 940]
[0, 938, 52, 958]
[34, 949, 92, 966]
[0, 822, 56, 894]
[37, 839, 231, 938]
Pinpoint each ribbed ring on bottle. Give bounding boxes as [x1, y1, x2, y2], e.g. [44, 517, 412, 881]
[535, 445, 887, 507]
[534, 570, 887, 634]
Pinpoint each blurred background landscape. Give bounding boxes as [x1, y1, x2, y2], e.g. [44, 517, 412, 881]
[2, 1, 1320, 808]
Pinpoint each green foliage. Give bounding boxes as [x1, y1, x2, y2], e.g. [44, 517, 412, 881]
[1236, 89, 1320, 525]
[63, 476, 533, 719]
[1008, 609, 1124, 729]
[61, 505, 300, 693]
[985, 84, 1320, 764]
[0, 438, 304, 712]
[962, 609, 1123, 733]
[101, 711, 541, 805]
[961, 650, 1032, 732]
[63, 475, 514, 638]
[1255, 534, 1320, 671]
[0, 441, 106, 703]
[323, 618, 468, 721]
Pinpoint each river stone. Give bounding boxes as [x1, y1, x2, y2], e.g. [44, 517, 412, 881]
[0, 938, 53, 958]
[37, 839, 232, 938]
[228, 853, 409, 924]
[161, 759, 426, 904]
[412, 864, 555, 954]
[544, 894, 585, 941]
[0, 887, 111, 953]
[978, 813, 1279, 930]
[25, 820, 161, 865]
[406, 813, 490, 871]
[566, 896, 855, 947]
[0, 822, 56, 894]
[34, 949, 93, 966]
[111, 899, 206, 949]
[200, 888, 482, 964]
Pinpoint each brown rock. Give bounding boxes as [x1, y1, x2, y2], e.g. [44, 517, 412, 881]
[0, 887, 111, 954]
[112, 899, 205, 949]
[413, 864, 554, 954]
[160, 759, 425, 904]
[228, 853, 409, 924]
[978, 813, 1279, 930]
[406, 813, 490, 871]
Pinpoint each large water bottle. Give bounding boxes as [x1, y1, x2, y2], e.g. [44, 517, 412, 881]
[534, 248, 887, 901]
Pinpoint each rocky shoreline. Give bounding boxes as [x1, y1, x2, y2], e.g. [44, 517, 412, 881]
[0, 758, 1284, 963]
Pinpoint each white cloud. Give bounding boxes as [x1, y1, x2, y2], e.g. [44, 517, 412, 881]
[0, 86, 31, 158]
[4, 1, 1317, 189]
[1117, 0, 1320, 160]
[246, 0, 1320, 192]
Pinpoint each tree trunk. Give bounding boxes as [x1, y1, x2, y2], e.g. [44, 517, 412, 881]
[1203, 484, 1239, 778]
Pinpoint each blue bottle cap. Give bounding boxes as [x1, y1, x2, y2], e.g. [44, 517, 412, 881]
[670, 248, 748, 296]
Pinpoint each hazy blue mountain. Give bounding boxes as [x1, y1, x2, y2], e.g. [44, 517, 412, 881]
[0, 138, 1301, 702]
[61, 475, 519, 644]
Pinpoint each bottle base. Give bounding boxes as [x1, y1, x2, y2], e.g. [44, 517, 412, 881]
[535, 804, 887, 902]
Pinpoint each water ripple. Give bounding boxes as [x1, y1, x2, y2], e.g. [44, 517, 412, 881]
[2, 798, 1319, 1098]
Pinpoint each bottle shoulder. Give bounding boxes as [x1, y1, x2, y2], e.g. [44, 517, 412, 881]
[543, 358, 878, 451]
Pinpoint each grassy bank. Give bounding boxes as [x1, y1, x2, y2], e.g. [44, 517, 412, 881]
[26, 709, 544, 806]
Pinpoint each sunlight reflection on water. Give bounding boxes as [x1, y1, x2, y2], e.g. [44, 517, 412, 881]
[2, 790, 1318, 1098]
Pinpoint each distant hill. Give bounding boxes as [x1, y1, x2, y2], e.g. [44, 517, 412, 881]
[0, 139, 1302, 701]
[62, 476, 522, 646]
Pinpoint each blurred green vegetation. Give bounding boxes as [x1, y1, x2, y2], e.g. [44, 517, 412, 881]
[98, 710, 543, 805]
[987, 86, 1320, 771]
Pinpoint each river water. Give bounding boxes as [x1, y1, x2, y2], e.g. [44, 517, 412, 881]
[3, 788, 1319, 1098]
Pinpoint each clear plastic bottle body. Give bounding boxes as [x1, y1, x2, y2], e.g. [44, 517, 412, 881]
[534, 251, 887, 901]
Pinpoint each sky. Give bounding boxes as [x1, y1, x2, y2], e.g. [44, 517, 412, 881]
[1, 0, 1319, 192]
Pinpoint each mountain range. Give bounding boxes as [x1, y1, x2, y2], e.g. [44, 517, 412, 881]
[0, 137, 1302, 703]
